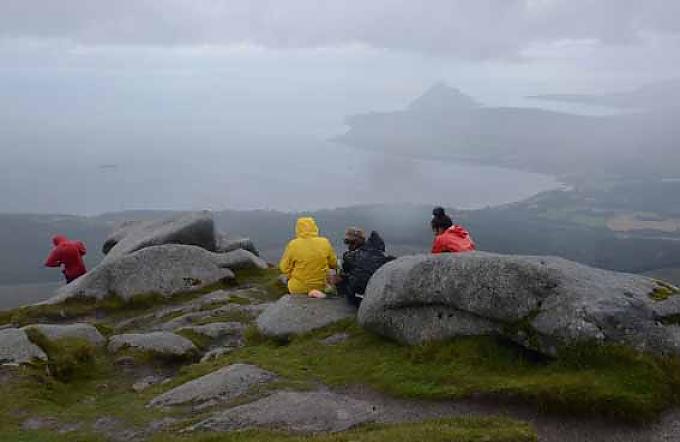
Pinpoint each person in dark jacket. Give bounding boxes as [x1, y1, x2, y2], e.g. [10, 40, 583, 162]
[44, 235, 87, 283]
[330, 227, 394, 307]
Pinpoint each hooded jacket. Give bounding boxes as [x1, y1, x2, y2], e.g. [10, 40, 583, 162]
[431, 225, 476, 254]
[341, 231, 394, 296]
[44, 235, 88, 281]
[279, 217, 337, 294]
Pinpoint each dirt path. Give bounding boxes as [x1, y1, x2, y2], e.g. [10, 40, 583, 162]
[341, 386, 680, 442]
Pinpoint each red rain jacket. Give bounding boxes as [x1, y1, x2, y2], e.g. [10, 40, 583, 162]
[44, 235, 87, 281]
[432, 225, 476, 254]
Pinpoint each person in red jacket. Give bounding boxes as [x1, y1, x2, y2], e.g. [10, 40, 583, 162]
[431, 207, 476, 254]
[44, 235, 87, 283]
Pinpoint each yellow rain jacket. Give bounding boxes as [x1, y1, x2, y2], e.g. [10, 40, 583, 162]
[279, 217, 337, 294]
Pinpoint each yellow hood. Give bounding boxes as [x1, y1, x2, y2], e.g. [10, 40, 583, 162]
[295, 217, 319, 239]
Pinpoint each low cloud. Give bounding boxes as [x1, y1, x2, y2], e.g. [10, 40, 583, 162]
[2, 1, 680, 60]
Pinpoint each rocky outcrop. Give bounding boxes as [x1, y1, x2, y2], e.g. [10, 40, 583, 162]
[187, 391, 376, 433]
[358, 252, 676, 356]
[23, 323, 106, 347]
[148, 364, 276, 408]
[216, 234, 259, 256]
[0, 328, 47, 364]
[44, 246, 266, 304]
[256, 295, 356, 339]
[102, 211, 216, 264]
[108, 332, 197, 357]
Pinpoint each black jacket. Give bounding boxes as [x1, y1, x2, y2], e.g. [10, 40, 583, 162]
[341, 231, 394, 295]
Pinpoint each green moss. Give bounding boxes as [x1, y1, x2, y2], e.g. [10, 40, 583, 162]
[649, 280, 680, 301]
[176, 329, 213, 351]
[92, 322, 115, 338]
[175, 321, 680, 423]
[148, 417, 536, 442]
[0, 309, 13, 325]
[0, 430, 105, 441]
[193, 309, 253, 326]
[24, 330, 99, 383]
[228, 295, 254, 305]
[0, 356, 163, 439]
[234, 267, 287, 302]
[1, 281, 236, 327]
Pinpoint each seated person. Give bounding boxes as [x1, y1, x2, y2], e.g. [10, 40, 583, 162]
[331, 227, 394, 306]
[279, 217, 337, 295]
[431, 207, 476, 253]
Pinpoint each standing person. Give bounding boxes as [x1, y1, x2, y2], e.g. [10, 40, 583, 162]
[279, 217, 337, 296]
[431, 207, 476, 254]
[44, 235, 88, 283]
[330, 227, 395, 307]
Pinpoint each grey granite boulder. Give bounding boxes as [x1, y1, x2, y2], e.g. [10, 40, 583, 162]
[22, 323, 105, 347]
[256, 295, 356, 339]
[358, 252, 676, 356]
[0, 328, 47, 364]
[43, 245, 267, 304]
[108, 332, 197, 357]
[102, 211, 216, 263]
[187, 391, 376, 433]
[149, 364, 276, 408]
[216, 234, 260, 256]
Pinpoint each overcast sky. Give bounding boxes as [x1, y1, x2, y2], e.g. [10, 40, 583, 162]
[1, 1, 679, 213]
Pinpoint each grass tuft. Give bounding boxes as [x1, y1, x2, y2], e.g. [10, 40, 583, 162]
[148, 416, 536, 442]
[24, 329, 99, 383]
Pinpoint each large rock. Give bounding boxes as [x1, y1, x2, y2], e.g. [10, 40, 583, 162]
[358, 252, 676, 356]
[22, 323, 105, 347]
[102, 211, 216, 263]
[256, 295, 356, 339]
[149, 364, 276, 408]
[0, 328, 47, 364]
[108, 332, 197, 357]
[187, 391, 376, 433]
[44, 245, 266, 304]
[216, 234, 260, 256]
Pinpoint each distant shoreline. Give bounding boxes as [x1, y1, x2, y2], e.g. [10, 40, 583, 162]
[0, 282, 61, 310]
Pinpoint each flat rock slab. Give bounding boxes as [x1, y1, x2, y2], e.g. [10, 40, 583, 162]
[149, 364, 276, 407]
[177, 322, 245, 339]
[188, 391, 376, 433]
[23, 323, 105, 347]
[0, 328, 47, 364]
[108, 332, 196, 357]
[256, 295, 356, 339]
[44, 245, 268, 304]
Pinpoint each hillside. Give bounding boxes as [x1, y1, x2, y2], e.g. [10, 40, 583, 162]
[3, 183, 679, 292]
[2, 215, 680, 441]
[335, 83, 680, 180]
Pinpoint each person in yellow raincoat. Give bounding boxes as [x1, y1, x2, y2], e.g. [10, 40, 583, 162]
[279, 217, 338, 294]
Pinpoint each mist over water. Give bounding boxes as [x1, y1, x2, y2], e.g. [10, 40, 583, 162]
[0, 134, 560, 215]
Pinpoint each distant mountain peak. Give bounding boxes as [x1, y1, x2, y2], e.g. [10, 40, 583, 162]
[407, 82, 479, 114]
